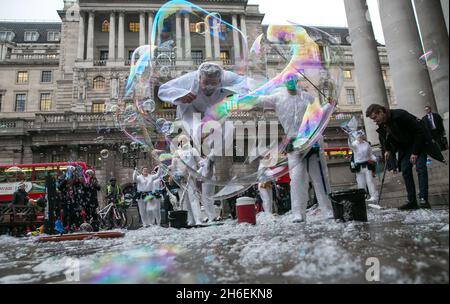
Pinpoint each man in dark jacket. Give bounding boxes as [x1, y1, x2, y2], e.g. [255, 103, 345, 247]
[83, 169, 101, 231]
[366, 104, 434, 210]
[12, 182, 29, 205]
[422, 106, 447, 151]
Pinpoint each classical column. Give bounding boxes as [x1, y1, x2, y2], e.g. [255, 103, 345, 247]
[148, 12, 154, 45]
[212, 18, 221, 60]
[184, 13, 191, 59]
[441, 0, 449, 35]
[204, 16, 213, 60]
[108, 12, 116, 61]
[378, 0, 436, 117]
[344, 0, 389, 145]
[175, 13, 183, 60]
[414, 0, 449, 137]
[118, 12, 125, 61]
[139, 12, 146, 47]
[86, 11, 94, 60]
[77, 12, 85, 60]
[240, 14, 248, 50]
[232, 14, 241, 63]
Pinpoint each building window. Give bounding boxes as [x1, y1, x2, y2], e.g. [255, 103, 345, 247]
[346, 88, 356, 105]
[331, 34, 341, 44]
[128, 50, 135, 61]
[192, 50, 203, 65]
[15, 94, 26, 112]
[40, 93, 52, 111]
[220, 50, 230, 64]
[189, 23, 197, 33]
[100, 50, 109, 61]
[24, 31, 39, 42]
[101, 20, 110, 32]
[47, 31, 60, 41]
[87, 152, 101, 169]
[93, 76, 105, 89]
[0, 31, 15, 41]
[129, 22, 140, 32]
[17, 71, 28, 84]
[92, 102, 105, 113]
[343, 70, 352, 79]
[51, 153, 65, 163]
[41, 71, 52, 83]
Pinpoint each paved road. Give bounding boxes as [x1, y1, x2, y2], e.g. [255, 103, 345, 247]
[0, 207, 448, 284]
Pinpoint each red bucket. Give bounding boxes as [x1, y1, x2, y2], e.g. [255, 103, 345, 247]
[236, 197, 256, 225]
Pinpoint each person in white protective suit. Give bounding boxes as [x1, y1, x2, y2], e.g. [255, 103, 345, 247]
[149, 167, 164, 226]
[257, 76, 335, 223]
[169, 135, 204, 226]
[257, 156, 274, 214]
[133, 166, 161, 227]
[158, 63, 251, 222]
[348, 131, 379, 203]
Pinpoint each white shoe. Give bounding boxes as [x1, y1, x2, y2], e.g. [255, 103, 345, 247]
[366, 197, 378, 203]
[292, 216, 305, 223]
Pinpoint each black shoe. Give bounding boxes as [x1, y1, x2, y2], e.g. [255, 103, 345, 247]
[418, 198, 432, 209]
[398, 201, 419, 210]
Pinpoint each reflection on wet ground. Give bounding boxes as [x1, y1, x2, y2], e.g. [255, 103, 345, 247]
[0, 207, 448, 284]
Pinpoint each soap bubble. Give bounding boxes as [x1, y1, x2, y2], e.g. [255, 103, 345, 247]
[100, 149, 109, 159]
[418, 50, 439, 71]
[119, 145, 129, 154]
[142, 99, 156, 113]
[118, 0, 343, 199]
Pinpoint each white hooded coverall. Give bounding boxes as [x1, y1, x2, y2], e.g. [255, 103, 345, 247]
[349, 139, 379, 201]
[171, 146, 204, 225]
[158, 66, 251, 221]
[258, 88, 333, 221]
[133, 170, 160, 226]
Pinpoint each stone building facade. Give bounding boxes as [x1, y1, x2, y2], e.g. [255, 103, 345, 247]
[0, 0, 400, 192]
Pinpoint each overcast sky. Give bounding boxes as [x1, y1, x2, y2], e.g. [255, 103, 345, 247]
[0, 0, 385, 44]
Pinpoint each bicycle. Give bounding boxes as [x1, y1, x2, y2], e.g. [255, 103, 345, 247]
[97, 196, 130, 230]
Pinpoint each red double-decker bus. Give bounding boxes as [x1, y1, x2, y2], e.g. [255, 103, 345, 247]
[0, 162, 93, 204]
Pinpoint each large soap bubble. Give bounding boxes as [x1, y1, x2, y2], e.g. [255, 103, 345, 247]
[117, 0, 344, 199]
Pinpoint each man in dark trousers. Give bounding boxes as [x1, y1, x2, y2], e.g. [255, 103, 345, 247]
[366, 104, 444, 210]
[83, 169, 101, 231]
[422, 106, 447, 151]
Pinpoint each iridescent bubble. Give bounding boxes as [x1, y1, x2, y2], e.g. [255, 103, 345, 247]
[155, 118, 167, 131]
[158, 164, 169, 177]
[156, 53, 172, 66]
[6, 166, 22, 173]
[126, 112, 138, 123]
[142, 99, 156, 113]
[119, 145, 129, 154]
[159, 66, 171, 77]
[120, 1, 343, 196]
[419, 50, 439, 71]
[130, 142, 140, 150]
[161, 121, 174, 135]
[94, 136, 105, 143]
[100, 149, 109, 159]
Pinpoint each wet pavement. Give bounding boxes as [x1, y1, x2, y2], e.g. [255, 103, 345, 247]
[0, 206, 448, 284]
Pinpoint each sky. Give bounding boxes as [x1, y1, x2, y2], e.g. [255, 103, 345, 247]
[0, 0, 385, 44]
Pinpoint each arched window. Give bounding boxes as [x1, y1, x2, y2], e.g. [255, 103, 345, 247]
[101, 20, 110, 32]
[93, 76, 105, 89]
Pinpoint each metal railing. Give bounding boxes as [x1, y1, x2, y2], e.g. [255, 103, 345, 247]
[93, 60, 107, 66]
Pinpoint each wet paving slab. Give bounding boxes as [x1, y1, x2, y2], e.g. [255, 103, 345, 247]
[0, 207, 448, 284]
